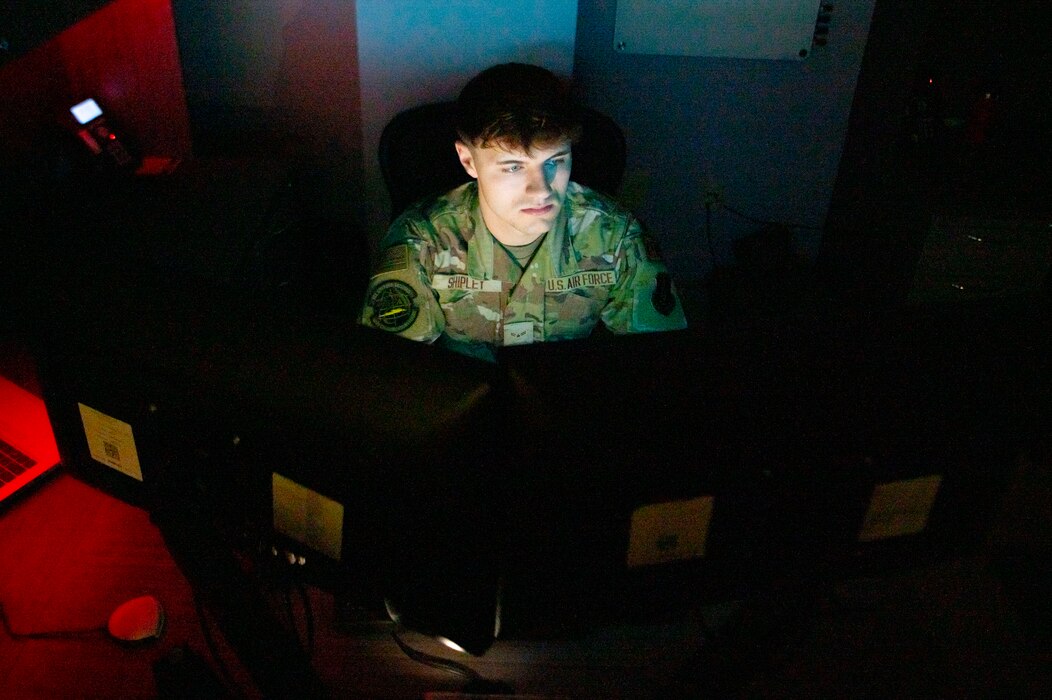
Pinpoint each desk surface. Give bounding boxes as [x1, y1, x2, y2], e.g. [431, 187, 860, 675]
[0, 474, 245, 698]
[3, 469, 1047, 699]
[2, 289, 1048, 697]
[0, 472, 710, 699]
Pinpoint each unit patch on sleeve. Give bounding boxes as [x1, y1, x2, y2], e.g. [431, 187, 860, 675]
[368, 280, 419, 332]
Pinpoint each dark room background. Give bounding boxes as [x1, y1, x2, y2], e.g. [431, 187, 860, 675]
[2, 1, 1049, 297]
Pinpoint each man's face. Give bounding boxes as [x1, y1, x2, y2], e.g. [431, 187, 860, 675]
[455, 138, 572, 246]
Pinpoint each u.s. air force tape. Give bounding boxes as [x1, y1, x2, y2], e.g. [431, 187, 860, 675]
[368, 280, 419, 332]
[544, 269, 617, 292]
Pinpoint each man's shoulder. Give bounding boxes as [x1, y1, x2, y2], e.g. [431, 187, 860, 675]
[566, 181, 627, 215]
[565, 182, 636, 239]
[386, 182, 477, 246]
[403, 181, 476, 222]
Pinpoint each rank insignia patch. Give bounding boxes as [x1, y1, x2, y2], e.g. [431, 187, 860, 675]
[369, 280, 419, 332]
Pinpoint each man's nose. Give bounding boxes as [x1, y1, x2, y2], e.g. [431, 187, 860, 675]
[525, 165, 552, 196]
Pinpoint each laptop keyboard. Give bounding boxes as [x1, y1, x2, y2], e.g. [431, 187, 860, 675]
[0, 438, 37, 485]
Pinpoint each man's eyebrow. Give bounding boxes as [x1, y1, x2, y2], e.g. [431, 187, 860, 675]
[495, 149, 571, 164]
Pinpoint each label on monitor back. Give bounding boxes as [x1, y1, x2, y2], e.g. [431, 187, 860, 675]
[626, 496, 714, 568]
[78, 403, 143, 481]
[272, 473, 344, 561]
[858, 474, 943, 542]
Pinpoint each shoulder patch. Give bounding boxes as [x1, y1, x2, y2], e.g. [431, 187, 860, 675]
[375, 244, 410, 275]
[368, 279, 419, 332]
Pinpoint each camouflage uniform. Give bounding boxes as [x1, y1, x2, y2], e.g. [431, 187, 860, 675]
[360, 181, 687, 356]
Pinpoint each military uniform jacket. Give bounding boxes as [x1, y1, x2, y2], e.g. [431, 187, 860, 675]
[360, 181, 687, 354]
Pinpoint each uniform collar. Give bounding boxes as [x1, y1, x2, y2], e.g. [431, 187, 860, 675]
[463, 182, 575, 282]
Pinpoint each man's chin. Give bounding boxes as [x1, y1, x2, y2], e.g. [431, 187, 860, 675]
[517, 221, 555, 238]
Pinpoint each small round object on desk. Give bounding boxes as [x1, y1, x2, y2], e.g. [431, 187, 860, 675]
[107, 595, 166, 643]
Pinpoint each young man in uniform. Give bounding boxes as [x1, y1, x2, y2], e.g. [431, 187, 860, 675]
[360, 63, 687, 359]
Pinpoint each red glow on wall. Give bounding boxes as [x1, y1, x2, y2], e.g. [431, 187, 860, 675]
[55, 0, 192, 159]
[0, 0, 191, 162]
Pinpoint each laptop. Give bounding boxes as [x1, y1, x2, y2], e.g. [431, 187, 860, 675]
[0, 374, 61, 506]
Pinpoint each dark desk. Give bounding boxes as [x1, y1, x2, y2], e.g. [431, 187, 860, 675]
[0, 473, 245, 698]
[0, 472, 710, 699]
[4, 161, 1048, 695]
[2, 277, 1048, 697]
[1, 403, 1047, 698]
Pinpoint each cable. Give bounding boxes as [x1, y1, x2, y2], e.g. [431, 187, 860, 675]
[390, 629, 482, 682]
[187, 543, 318, 700]
[150, 451, 327, 699]
[390, 628, 514, 694]
[0, 601, 105, 640]
[278, 583, 315, 654]
[280, 588, 297, 635]
[295, 580, 316, 655]
[193, 595, 243, 699]
[257, 546, 317, 656]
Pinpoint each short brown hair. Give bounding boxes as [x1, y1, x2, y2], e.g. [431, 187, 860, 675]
[455, 63, 582, 153]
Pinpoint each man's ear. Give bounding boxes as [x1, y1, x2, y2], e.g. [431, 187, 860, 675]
[454, 141, 479, 179]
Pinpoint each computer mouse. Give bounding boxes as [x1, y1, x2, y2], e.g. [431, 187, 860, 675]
[107, 595, 165, 643]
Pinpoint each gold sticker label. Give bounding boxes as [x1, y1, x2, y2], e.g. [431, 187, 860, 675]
[78, 403, 143, 481]
[272, 473, 344, 561]
[626, 496, 714, 568]
[859, 474, 942, 542]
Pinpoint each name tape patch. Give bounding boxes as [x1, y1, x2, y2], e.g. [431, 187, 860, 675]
[432, 274, 503, 292]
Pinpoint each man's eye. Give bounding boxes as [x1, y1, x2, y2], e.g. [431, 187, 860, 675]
[503, 164, 522, 173]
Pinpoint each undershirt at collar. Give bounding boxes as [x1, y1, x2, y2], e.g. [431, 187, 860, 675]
[498, 232, 547, 269]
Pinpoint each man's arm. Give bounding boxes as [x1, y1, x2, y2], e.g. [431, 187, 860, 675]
[600, 219, 688, 334]
[359, 220, 445, 344]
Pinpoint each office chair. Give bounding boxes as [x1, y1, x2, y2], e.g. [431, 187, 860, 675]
[379, 101, 627, 221]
